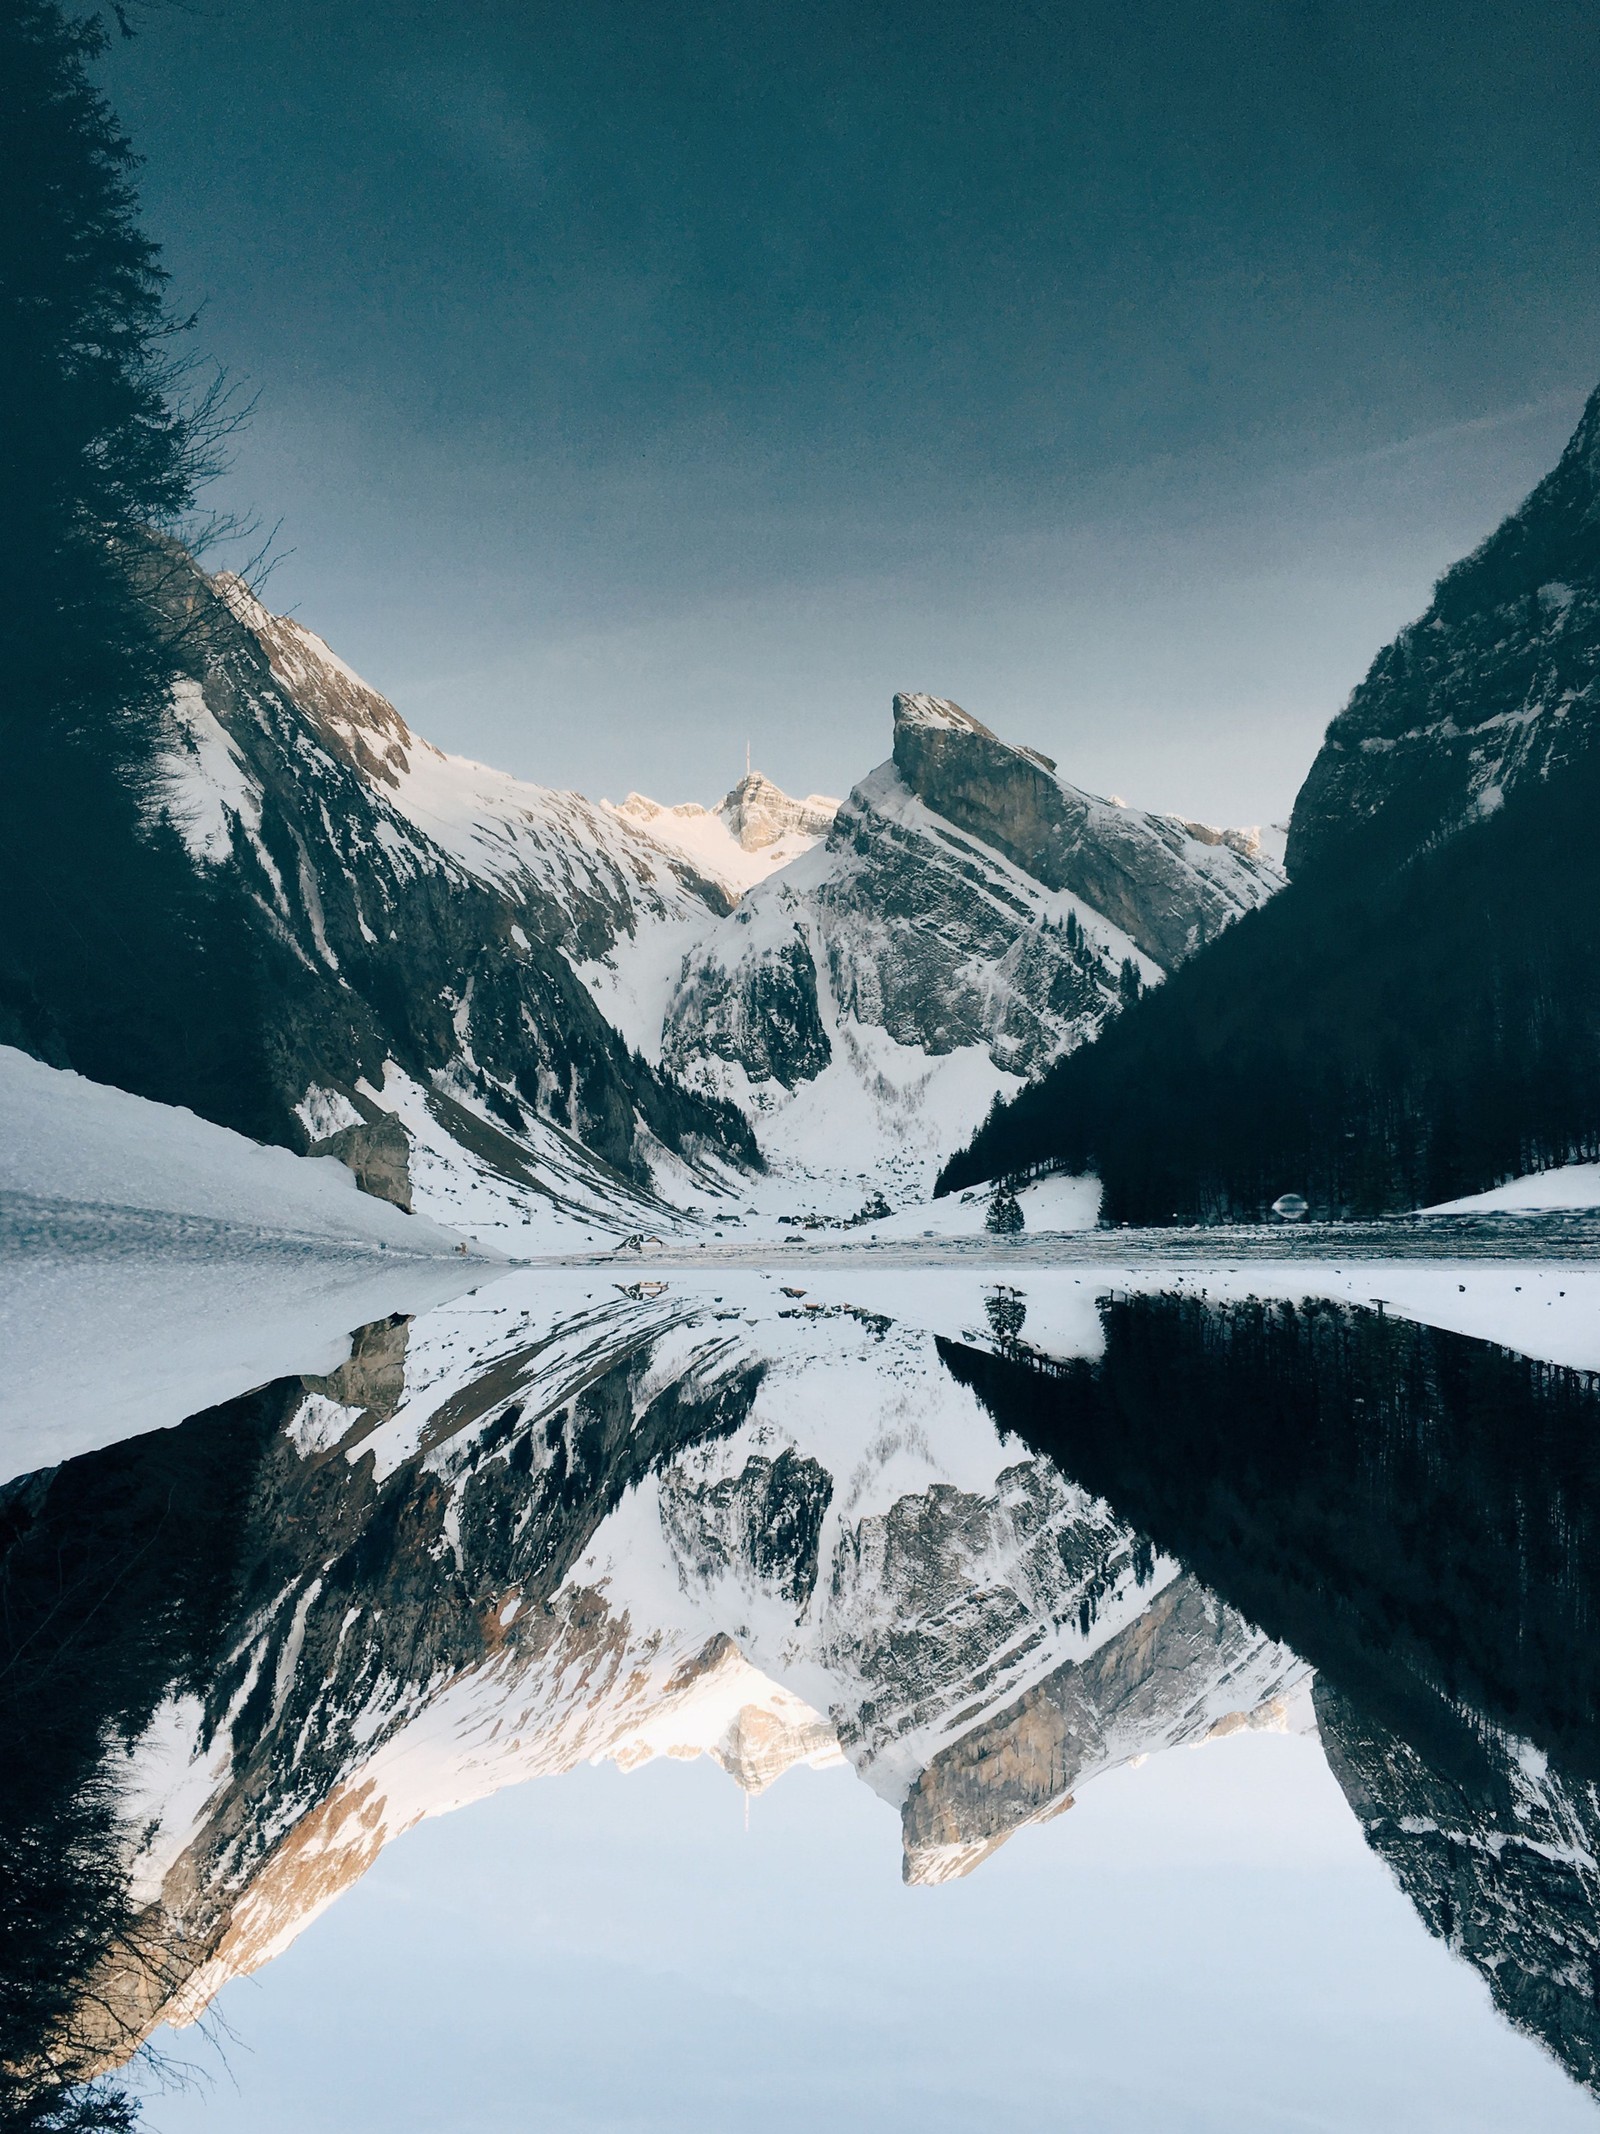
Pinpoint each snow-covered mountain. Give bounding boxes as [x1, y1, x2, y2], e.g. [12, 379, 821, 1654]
[173, 577, 1280, 1222]
[650, 693, 1281, 1196]
[19, 556, 1282, 1236]
[609, 771, 838, 897]
[58, 1275, 1303, 2068]
[140, 563, 759, 1245]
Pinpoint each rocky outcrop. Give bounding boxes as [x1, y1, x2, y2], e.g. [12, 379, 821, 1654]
[665, 924, 833, 1090]
[660, 1447, 834, 1608]
[1288, 384, 1600, 880]
[892, 693, 1280, 968]
[304, 1091, 413, 1210]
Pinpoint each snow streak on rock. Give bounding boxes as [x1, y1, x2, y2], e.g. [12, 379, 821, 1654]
[1287, 383, 1600, 880]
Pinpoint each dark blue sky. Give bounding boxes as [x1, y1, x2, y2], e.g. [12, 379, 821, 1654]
[106, 0, 1600, 822]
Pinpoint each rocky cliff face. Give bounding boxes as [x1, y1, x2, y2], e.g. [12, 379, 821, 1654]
[656, 696, 1280, 1191]
[1317, 1681, 1600, 2095]
[894, 694, 1279, 967]
[1288, 385, 1600, 880]
[138, 562, 758, 1237]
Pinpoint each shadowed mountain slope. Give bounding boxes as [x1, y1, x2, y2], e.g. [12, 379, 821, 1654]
[941, 383, 1600, 1219]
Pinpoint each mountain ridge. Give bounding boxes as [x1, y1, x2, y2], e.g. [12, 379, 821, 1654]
[162, 574, 1282, 1222]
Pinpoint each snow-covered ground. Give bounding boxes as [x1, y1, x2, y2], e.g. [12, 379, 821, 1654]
[0, 1046, 489, 1476]
[856, 1170, 1102, 1239]
[1424, 1162, 1600, 1214]
[364, 1059, 743, 1252]
[0, 1045, 467, 1252]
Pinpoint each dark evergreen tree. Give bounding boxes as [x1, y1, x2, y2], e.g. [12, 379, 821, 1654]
[0, 0, 271, 1118]
[984, 1181, 1024, 1233]
[0, 0, 208, 743]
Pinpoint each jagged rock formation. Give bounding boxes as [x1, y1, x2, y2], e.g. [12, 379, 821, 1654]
[1289, 385, 1600, 880]
[1317, 1683, 1600, 2096]
[135, 564, 761, 1235]
[656, 695, 1279, 1189]
[173, 577, 1286, 1215]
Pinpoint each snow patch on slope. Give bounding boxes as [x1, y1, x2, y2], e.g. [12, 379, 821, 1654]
[161, 675, 263, 864]
[608, 771, 838, 899]
[0, 1045, 460, 1253]
[1422, 1163, 1600, 1214]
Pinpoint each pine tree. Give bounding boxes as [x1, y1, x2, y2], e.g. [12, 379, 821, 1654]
[0, 0, 264, 1117]
[0, 0, 210, 741]
[985, 1182, 1024, 1233]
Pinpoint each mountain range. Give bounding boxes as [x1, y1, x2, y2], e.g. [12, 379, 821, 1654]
[11, 384, 1599, 1233]
[2, 547, 1280, 1238]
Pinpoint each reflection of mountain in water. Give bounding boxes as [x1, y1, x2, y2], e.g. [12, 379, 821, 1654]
[942, 1294, 1600, 2096]
[0, 1280, 1303, 2101]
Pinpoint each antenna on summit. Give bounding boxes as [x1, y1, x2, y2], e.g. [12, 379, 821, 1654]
[745, 738, 751, 780]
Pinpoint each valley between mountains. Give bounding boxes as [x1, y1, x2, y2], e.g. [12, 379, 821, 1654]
[17, 380, 1600, 1248]
[56, 559, 1281, 1247]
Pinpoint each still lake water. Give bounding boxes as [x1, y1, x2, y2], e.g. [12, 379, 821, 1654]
[5, 1246, 1600, 2130]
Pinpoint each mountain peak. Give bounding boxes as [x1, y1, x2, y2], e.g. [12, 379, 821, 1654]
[715, 770, 838, 851]
[893, 691, 995, 740]
[894, 691, 1058, 772]
[608, 772, 837, 895]
[888, 690, 1279, 967]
